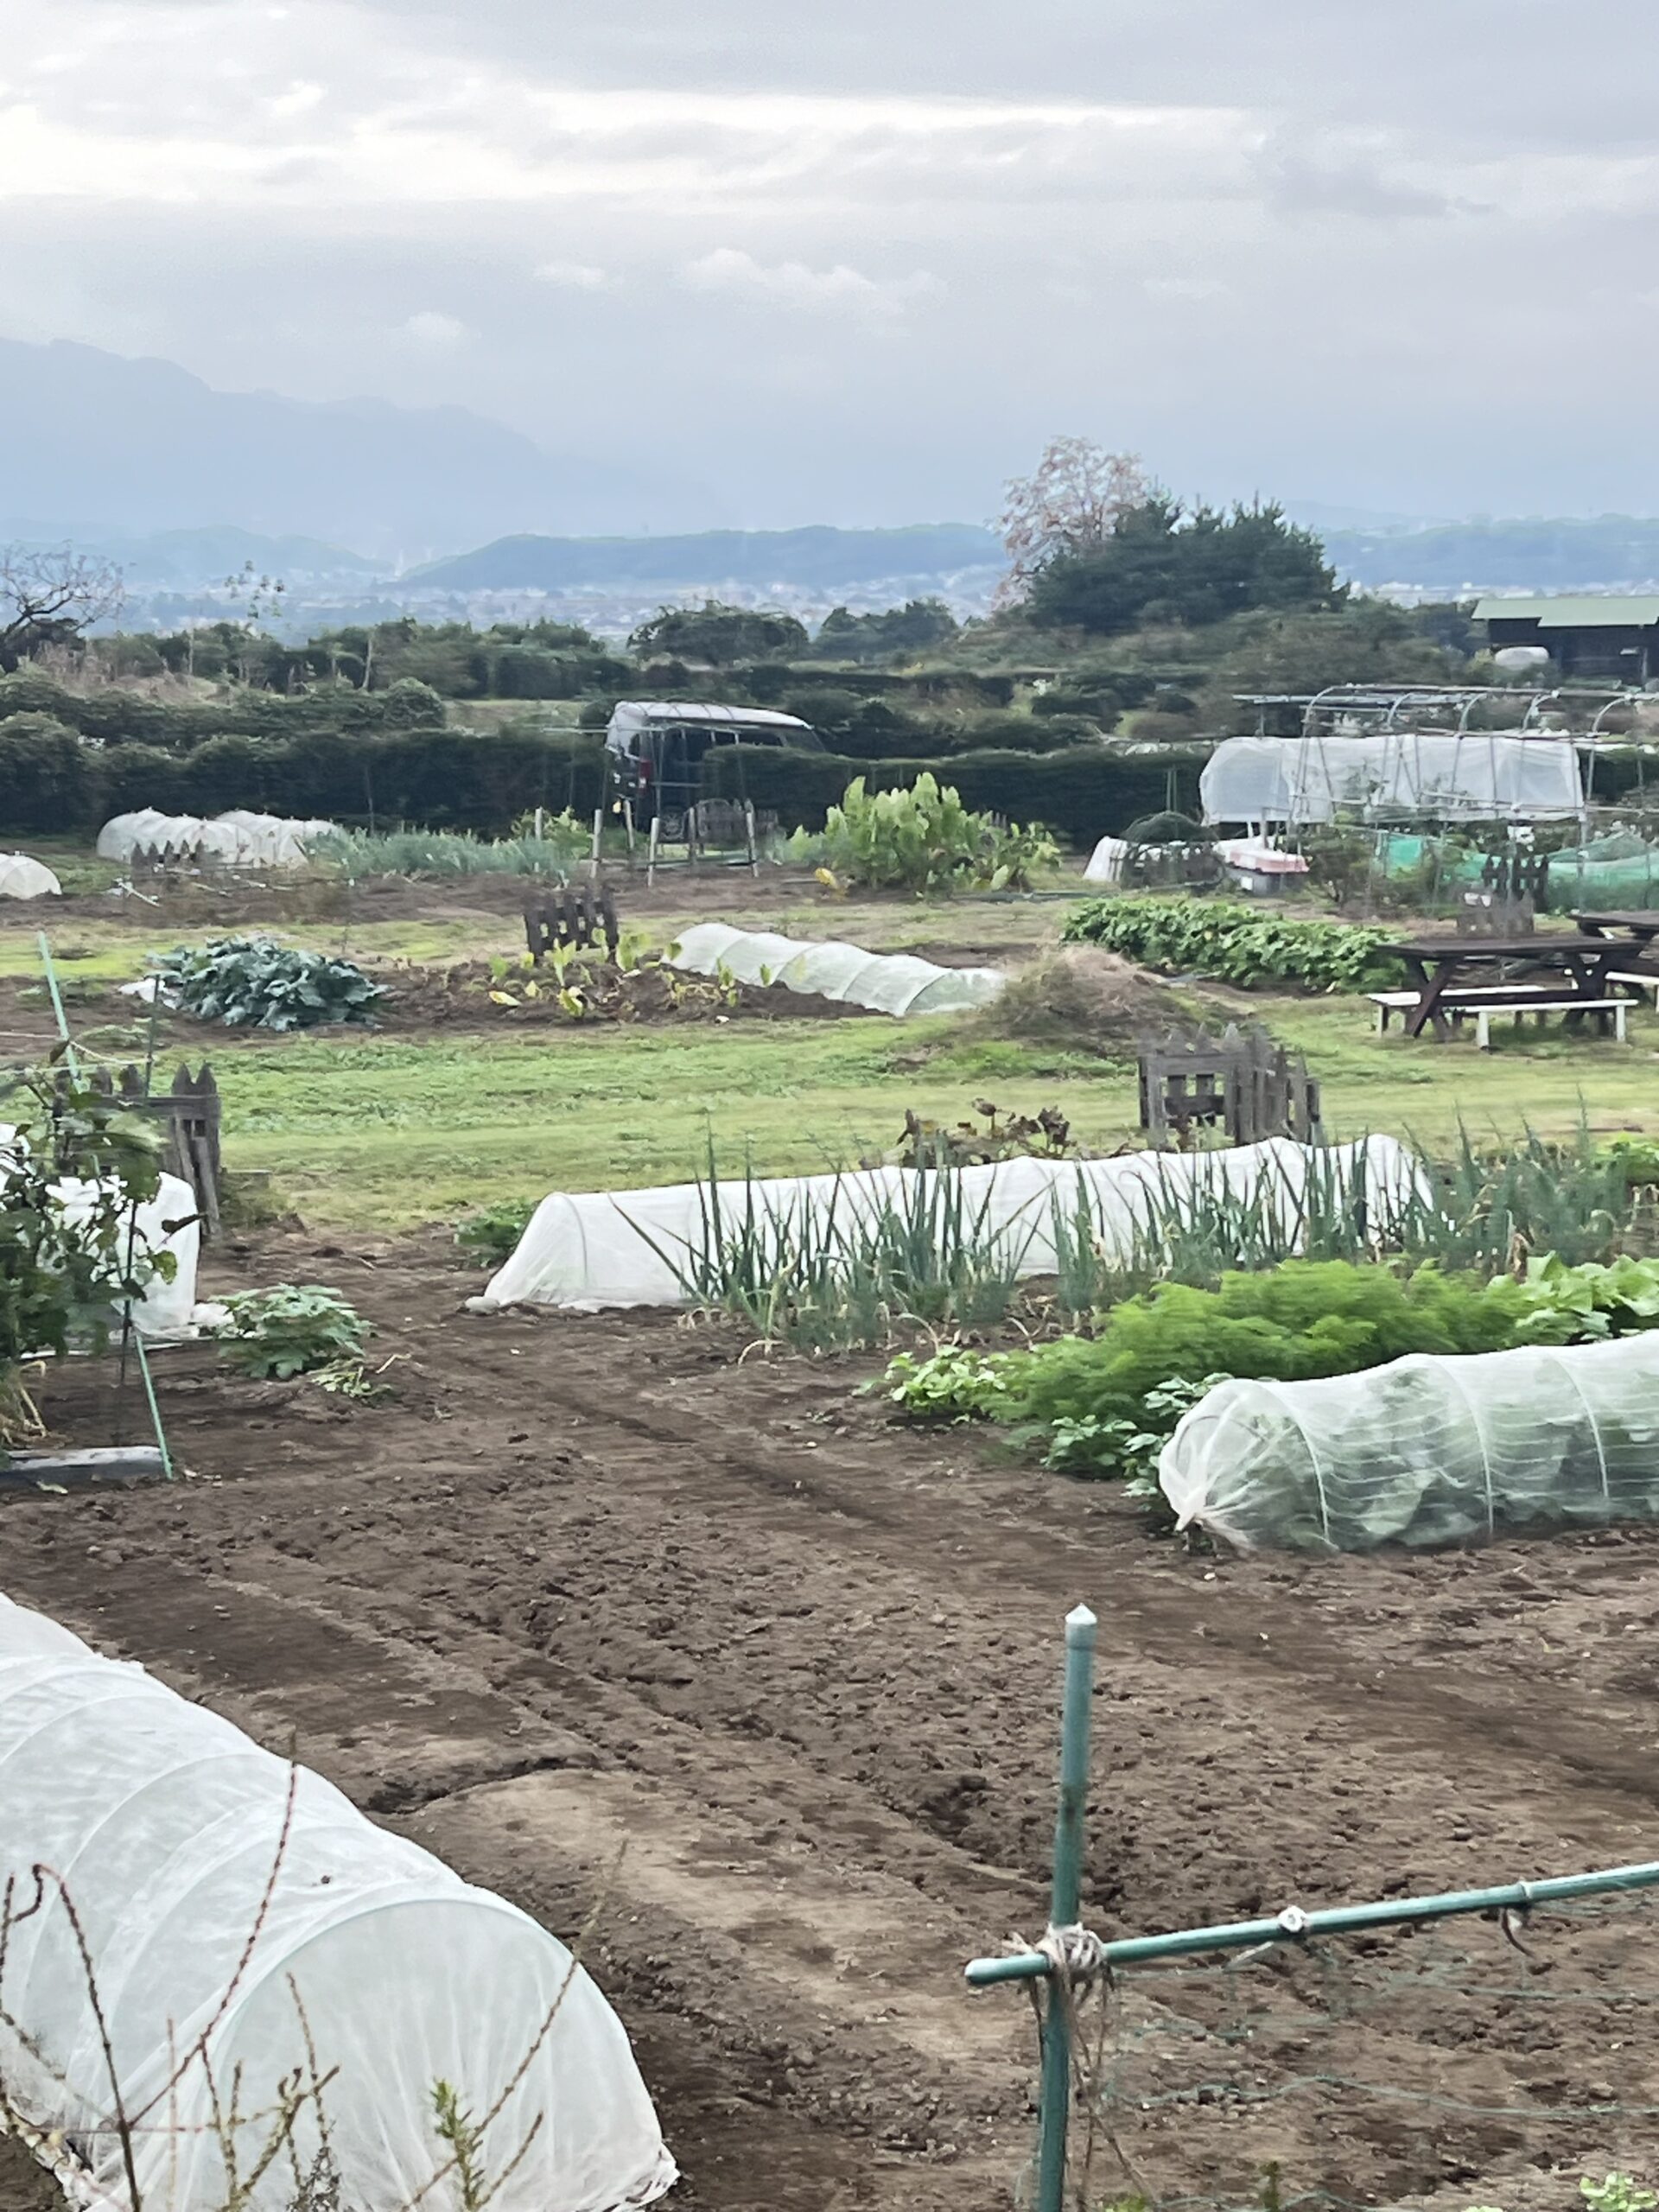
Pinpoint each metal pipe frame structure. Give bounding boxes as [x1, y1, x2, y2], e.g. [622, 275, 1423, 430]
[967, 1854, 1659, 1989]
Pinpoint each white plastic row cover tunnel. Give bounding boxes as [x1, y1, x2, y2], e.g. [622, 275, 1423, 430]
[0, 1592, 677, 2212]
[479, 1136, 1423, 1313]
[96, 810, 338, 868]
[1159, 1333, 1659, 1554]
[1199, 734, 1585, 825]
[1083, 835, 1128, 885]
[0, 853, 61, 899]
[668, 921, 1006, 1018]
[0, 1128, 199, 1339]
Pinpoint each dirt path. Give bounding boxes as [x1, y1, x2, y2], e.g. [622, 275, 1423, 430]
[6, 1231, 1659, 2208]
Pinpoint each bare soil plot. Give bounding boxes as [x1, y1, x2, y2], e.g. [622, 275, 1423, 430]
[6, 1233, 1659, 2209]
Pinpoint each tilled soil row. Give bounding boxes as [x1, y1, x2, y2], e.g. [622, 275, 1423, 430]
[5, 1231, 1659, 2208]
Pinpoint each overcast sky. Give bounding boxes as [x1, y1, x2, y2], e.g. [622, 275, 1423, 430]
[5, 0, 1658, 529]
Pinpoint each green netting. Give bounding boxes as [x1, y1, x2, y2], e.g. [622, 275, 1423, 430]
[1376, 833, 1659, 910]
[1055, 1888, 1659, 2212]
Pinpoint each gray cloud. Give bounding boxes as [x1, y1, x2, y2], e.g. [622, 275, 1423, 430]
[8, 0, 1659, 531]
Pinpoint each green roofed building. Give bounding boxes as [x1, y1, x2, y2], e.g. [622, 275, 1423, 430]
[1474, 594, 1659, 682]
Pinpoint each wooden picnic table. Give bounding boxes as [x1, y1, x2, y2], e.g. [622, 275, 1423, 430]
[1380, 933, 1643, 1039]
[1573, 910, 1659, 950]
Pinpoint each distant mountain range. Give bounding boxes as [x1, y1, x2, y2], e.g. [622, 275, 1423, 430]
[1322, 517, 1659, 594]
[6, 333, 1659, 605]
[0, 337, 714, 561]
[405, 524, 1003, 593]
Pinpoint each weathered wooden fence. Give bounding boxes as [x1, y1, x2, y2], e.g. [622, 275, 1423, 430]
[73, 1064, 223, 1238]
[1137, 1022, 1322, 1147]
[524, 883, 620, 963]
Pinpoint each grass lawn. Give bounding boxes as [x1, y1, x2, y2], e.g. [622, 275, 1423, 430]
[212, 1020, 1141, 1228]
[207, 994, 1659, 1231]
[10, 863, 1657, 1232]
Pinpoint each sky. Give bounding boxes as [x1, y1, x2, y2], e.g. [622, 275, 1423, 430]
[3, 0, 1659, 530]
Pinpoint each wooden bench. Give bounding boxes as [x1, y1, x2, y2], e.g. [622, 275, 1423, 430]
[1612, 970, 1659, 1007]
[1369, 985, 1562, 1034]
[1471, 997, 1627, 1050]
[1369, 988, 1630, 1047]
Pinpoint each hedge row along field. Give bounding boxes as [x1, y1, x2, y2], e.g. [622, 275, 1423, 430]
[0, 717, 1208, 844]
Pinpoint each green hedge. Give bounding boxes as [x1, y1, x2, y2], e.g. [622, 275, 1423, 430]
[0, 723, 607, 837]
[0, 671, 448, 750]
[703, 743, 1198, 844]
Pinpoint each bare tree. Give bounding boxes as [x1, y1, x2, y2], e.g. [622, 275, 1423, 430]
[0, 543, 124, 667]
[996, 436, 1153, 605]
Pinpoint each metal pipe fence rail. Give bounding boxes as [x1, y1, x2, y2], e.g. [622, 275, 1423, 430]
[966, 1611, 1659, 2212]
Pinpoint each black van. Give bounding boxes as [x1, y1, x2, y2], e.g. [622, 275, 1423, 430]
[604, 701, 823, 821]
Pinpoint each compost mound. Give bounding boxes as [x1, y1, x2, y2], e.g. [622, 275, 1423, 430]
[978, 944, 1183, 1048]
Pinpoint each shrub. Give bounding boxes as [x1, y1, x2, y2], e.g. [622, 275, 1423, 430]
[810, 772, 1060, 893]
[378, 677, 448, 728]
[0, 713, 97, 833]
[216, 1285, 368, 1378]
[152, 935, 385, 1031]
[1063, 895, 1402, 991]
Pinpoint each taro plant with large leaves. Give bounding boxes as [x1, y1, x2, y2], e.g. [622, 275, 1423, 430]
[810, 772, 1060, 894]
[152, 934, 384, 1031]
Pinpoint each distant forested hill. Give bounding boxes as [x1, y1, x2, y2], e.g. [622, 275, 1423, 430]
[408, 524, 1004, 591]
[1325, 517, 1659, 593]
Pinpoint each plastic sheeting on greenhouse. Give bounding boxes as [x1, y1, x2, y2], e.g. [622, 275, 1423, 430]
[96, 810, 337, 868]
[1084, 835, 1129, 884]
[0, 854, 60, 899]
[668, 920, 1007, 1017]
[1200, 734, 1586, 825]
[0, 1127, 199, 1339]
[476, 1136, 1424, 1313]
[1159, 1333, 1659, 1554]
[0, 1592, 677, 2212]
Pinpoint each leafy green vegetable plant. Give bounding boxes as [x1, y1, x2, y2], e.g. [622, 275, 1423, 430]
[217, 1284, 369, 1379]
[996, 1260, 1528, 1446]
[811, 772, 1059, 894]
[1512, 1253, 1659, 1343]
[1581, 2176, 1657, 2212]
[153, 935, 383, 1031]
[455, 1199, 537, 1269]
[1040, 1374, 1229, 1481]
[1062, 895, 1401, 992]
[876, 1343, 1010, 1420]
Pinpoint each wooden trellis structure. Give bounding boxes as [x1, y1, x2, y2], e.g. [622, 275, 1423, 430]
[1480, 849, 1551, 910]
[1456, 890, 1536, 936]
[524, 884, 621, 963]
[1137, 1022, 1322, 1148]
[71, 1064, 223, 1239]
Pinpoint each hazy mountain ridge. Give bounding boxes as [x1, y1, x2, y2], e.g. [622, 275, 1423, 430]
[1323, 517, 1659, 593]
[0, 337, 714, 559]
[406, 524, 1004, 593]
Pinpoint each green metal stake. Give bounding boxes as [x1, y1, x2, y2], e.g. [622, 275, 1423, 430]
[37, 931, 79, 1079]
[1037, 1602, 1097, 2212]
